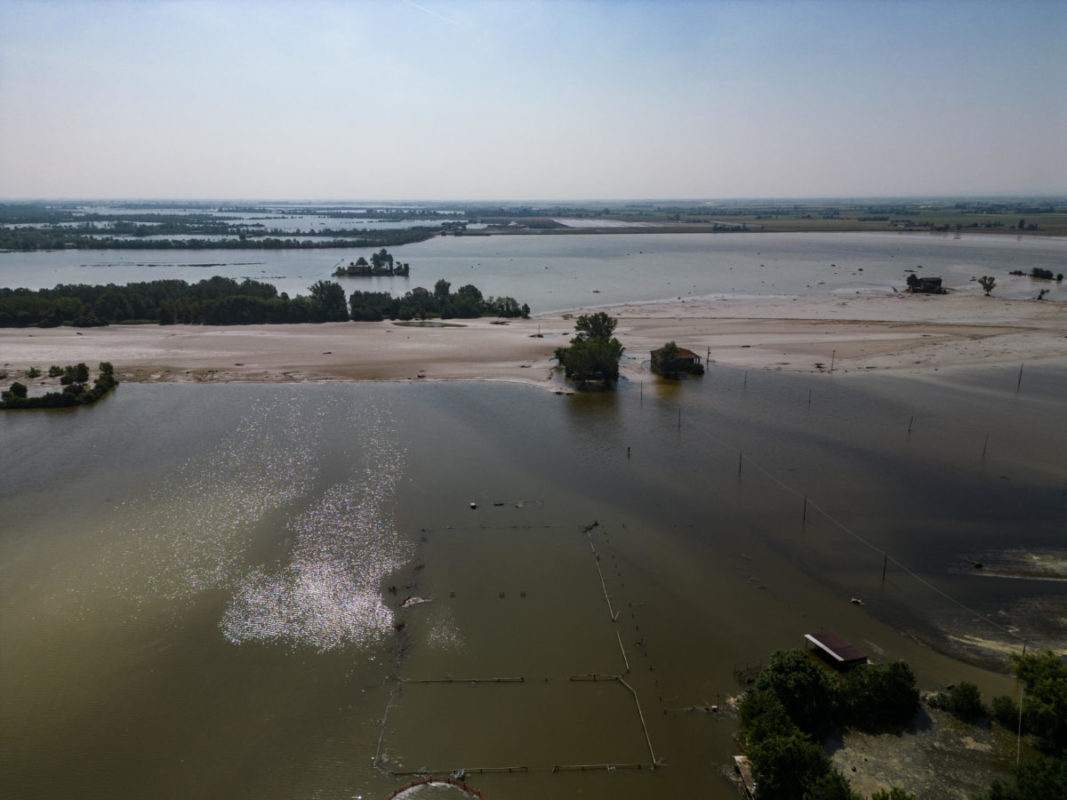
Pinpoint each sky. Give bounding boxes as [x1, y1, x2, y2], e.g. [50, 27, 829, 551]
[1, 0, 1064, 201]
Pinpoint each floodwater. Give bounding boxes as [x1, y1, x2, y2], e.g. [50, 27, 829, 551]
[2, 230, 1065, 305]
[2, 364, 1064, 799]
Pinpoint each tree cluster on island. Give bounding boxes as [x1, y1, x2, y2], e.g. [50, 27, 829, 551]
[0, 276, 528, 327]
[333, 249, 410, 276]
[554, 311, 625, 385]
[738, 648, 1066, 800]
[1008, 267, 1063, 282]
[2, 362, 117, 409]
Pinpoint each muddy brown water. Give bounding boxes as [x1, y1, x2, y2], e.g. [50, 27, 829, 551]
[2, 365, 1064, 799]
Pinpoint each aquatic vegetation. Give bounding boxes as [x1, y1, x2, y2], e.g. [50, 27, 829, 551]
[1, 361, 117, 409]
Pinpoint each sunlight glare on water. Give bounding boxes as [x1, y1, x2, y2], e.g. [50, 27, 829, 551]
[220, 410, 411, 651]
[100, 395, 321, 602]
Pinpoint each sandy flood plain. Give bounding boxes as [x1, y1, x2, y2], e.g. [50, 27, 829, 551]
[1, 293, 1065, 391]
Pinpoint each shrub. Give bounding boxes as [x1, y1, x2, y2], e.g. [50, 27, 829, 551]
[804, 768, 861, 799]
[872, 789, 916, 800]
[991, 695, 1019, 729]
[931, 682, 985, 721]
[842, 662, 919, 732]
[983, 754, 1067, 800]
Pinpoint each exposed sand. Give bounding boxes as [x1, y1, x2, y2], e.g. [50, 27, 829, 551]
[1, 293, 1064, 391]
[604, 293, 1067, 379]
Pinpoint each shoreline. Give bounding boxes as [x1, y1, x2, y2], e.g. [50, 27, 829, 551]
[2, 293, 1064, 392]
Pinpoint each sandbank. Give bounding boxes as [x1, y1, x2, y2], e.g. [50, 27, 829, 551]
[1, 293, 1064, 391]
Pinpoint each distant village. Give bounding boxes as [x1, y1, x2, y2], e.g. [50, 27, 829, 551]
[334, 248, 410, 277]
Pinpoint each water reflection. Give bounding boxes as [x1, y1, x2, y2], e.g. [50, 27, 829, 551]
[2, 373, 1064, 800]
[221, 407, 410, 650]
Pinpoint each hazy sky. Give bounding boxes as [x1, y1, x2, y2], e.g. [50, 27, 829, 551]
[1, 0, 1064, 200]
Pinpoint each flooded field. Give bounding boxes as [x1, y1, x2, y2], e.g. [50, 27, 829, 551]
[2, 364, 1063, 799]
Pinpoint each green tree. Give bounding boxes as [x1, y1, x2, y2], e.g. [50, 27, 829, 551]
[74, 362, 90, 383]
[434, 278, 451, 300]
[557, 336, 625, 382]
[574, 310, 617, 341]
[556, 312, 625, 384]
[740, 687, 797, 747]
[750, 730, 833, 800]
[979, 275, 996, 296]
[308, 280, 349, 322]
[753, 649, 841, 739]
[1012, 650, 1067, 753]
[456, 284, 483, 301]
[652, 340, 682, 376]
[7, 381, 28, 399]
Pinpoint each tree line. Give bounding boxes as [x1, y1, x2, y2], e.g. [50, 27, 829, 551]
[0, 226, 438, 252]
[349, 278, 528, 321]
[0, 276, 528, 327]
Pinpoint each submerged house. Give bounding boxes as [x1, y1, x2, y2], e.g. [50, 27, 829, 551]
[805, 630, 867, 670]
[906, 274, 945, 294]
[651, 343, 705, 377]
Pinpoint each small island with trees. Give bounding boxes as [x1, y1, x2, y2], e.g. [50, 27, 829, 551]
[333, 249, 410, 277]
[2, 361, 118, 409]
[1008, 267, 1064, 282]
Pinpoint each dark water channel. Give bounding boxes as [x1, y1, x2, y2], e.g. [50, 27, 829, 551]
[1, 367, 1064, 799]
